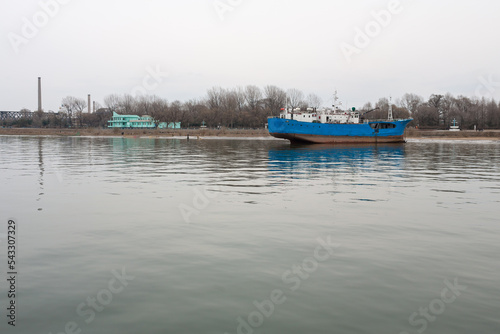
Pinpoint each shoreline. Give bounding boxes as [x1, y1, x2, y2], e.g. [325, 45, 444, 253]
[0, 127, 499, 140]
[0, 128, 270, 138]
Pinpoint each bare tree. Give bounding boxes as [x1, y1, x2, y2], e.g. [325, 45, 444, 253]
[42, 85, 500, 130]
[61, 96, 86, 127]
[362, 102, 373, 111]
[264, 85, 286, 116]
[440, 93, 454, 128]
[94, 102, 103, 111]
[414, 105, 439, 127]
[119, 94, 136, 115]
[222, 89, 238, 128]
[136, 95, 159, 116]
[368, 97, 389, 119]
[103, 94, 121, 114]
[168, 100, 182, 125]
[234, 87, 246, 113]
[61, 97, 74, 126]
[307, 93, 323, 109]
[393, 106, 411, 119]
[485, 99, 500, 128]
[206, 87, 226, 126]
[74, 98, 87, 127]
[90, 108, 112, 128]
[399, 93, 423, 115]
[426, 94, 445, 127]
[183, 99, 206, 127]
[245, 85, 262, 112]
[150, 98, 169, 127]
[286, 88, 304, 110]
[20, 108, 32, 118]
[428, 94, 443, 109]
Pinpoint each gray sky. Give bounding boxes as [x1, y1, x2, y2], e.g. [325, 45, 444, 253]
[1, 0, 499, 112]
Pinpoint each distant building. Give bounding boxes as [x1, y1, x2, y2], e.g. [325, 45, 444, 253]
[158, 122, 181, 129]
[107, 112, 155, 128]
[1, 110, 33, 121]
[449, 119, 460, 131]
[107, 112, 180, 129]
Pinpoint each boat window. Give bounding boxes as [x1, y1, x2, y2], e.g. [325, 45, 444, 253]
[370, 123, 396, 129]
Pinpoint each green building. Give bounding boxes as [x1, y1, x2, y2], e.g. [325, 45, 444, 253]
[158, 122, 181, 129]
[108, 112, 180, 129]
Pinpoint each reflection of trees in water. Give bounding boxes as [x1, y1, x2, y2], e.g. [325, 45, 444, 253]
[404, 142, 500, 181]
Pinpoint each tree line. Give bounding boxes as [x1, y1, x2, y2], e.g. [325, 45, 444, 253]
[4, 86, 500, 129]
[363, 93, 500, 130]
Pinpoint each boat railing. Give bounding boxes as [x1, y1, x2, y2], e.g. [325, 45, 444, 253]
[362, 118, 413, 123]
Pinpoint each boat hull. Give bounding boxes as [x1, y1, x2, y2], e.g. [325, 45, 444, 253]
[268, 118, 412, 144]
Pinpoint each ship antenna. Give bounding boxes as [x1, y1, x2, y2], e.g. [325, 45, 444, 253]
[333, 90, 342, 111]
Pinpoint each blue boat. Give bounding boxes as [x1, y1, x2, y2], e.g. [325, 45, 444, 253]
[268, 92, 412, 144]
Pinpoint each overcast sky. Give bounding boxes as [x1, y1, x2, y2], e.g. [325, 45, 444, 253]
[1, 0, 499, 112]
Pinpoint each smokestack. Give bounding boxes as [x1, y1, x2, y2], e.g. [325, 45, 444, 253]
[93, 101, 96, 113]
[88, 94, 91, 113]
[38, 77, 42, 112]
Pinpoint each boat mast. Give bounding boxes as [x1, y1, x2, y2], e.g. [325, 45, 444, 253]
[388, 96, 393, 121]
[333, 90, 342, 112]
[287, 94, 294, 120]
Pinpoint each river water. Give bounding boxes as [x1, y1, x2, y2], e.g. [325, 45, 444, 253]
[0, 136, 499, 334]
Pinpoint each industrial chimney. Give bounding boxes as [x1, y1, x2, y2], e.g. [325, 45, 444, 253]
[88, 94, 91, 113]
[38, 77, 42, 112]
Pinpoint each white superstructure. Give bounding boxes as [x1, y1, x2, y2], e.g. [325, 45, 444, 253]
[279, 91, 361, 124]
[449, 119, 460, 131]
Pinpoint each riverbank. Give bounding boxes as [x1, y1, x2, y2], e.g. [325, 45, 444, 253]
[405, 129, 500, 140]
[0, 128, 270, 138]
[1, 127, 499, 140]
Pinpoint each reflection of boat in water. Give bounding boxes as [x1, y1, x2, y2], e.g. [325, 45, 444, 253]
[268, 91, 412, 144]
[268, 143, 405, 174]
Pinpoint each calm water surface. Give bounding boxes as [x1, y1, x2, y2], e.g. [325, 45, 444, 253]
[0, 136, 499, 334]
